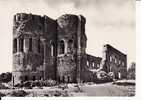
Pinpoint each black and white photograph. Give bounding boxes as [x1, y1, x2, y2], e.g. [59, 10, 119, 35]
[0, 0, 136, 98]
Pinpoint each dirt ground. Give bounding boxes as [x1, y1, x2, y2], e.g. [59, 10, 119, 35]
[0, 82, 135, 97]
[80, 83, 135, 96]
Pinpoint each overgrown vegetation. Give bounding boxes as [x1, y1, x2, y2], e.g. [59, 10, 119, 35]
[7, 90, 29, 97]
[73, 84, 83, 93]
[0, 72, 12, 83]
[94, 70, 113, 83]
[127, 62, 135, 80]
[0, 92, 6, 97]
[14, 79, 58, 88]
[0, 83, 9, 89]
[58, 83, 68, 90]
[44, 90, 69, 97]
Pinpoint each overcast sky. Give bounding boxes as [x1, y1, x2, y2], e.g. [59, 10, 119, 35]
[0, 0, 135, 73]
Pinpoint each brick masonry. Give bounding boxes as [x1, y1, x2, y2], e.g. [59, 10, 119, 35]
[12, 13, 127, 85]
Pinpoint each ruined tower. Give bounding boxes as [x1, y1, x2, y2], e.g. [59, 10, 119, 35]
[12, 13, 127, 85]
[12, 13, 57, 85]
[102, 44, 127, 79]
[56, 14, 87, 83]
[12, 13, 87, 84]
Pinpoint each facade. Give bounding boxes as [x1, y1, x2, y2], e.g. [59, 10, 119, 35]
[80, 54, 102, 82]
[102, 44, 127, 79]
[12, 13, 127, 85]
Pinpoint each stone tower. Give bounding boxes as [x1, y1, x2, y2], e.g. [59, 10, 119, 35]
[56, 14, 87, 83]
[12, 13, 127, 84]
[12, 13, 87, 84]
[12, 13, 57, 85]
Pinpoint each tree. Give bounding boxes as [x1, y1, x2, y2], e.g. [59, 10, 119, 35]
[127, 62, 136, 80]
[0, 72, 12, 83]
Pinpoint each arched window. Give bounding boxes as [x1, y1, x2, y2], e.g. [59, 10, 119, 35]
[29, 38, 32, 52]
[97, 64, 100, 68]
[122, 62, 125, 66]
[68, 39, 73, 53]
[87, 61, 89, 66]
[20, 38, 24, 52]
[13, 39, 17, 53]
[51, 41, 55, 57]
[119, 60, 121, 65]
[93, 62, 95, 67]
[110, 56, 112, 62]
[59, 40, 65, 54]
[115, 58, 117, 64]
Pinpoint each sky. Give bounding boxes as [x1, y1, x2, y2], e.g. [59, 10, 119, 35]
[0, 0, 135, 73]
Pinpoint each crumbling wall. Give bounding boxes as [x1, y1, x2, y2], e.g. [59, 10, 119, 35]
[43, 15, 57, 80]
[86, 54, 102, 70]
[57, 14, 78, 83]
[80, 54, 102, 82]
[12, 13, 128, 84]
[12, 13, 57, 85]
[102, 44, 127, 79]
[56, 14, 87, 83]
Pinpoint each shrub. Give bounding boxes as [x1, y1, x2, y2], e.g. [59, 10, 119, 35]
[14, 83, 23, 87]
[127, 62, 136, 80]
[44, 93, 50, 97]
[53, 90, 62, 96]
[48, 90, 62, 97]
[14, 80, 57, 88]
[0, 72, 12, 83]
[44, 90, 69, 97]
[0, 92, 6, 97]
[87, 82, 94, 85]
[24, 81, 32, 87]
[61, 90, 69, 97]
[0, 83, 9, 89]
[24, 86, 33, 89]
[7, 90, 29, 97]
[43, 80, 57, 87]
[108, 72, 114, 79]
[95, 70, 113, 83]
[73, 84, 83, 93]
[58, 83, 68, 90]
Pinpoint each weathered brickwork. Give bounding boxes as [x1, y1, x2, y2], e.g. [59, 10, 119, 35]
[80, 54, 102, 82]
[86, 54, 102, 70]
[102, 44, 127, 79]
[56, 14, 86, 83]
[12, 13, 127, 85]
[12, 13, 57, 85]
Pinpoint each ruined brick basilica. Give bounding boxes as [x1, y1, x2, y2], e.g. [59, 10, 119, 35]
[12, 13, 127, 85]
